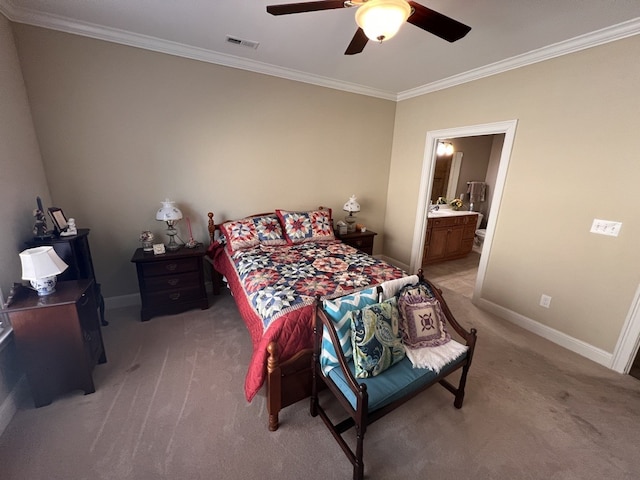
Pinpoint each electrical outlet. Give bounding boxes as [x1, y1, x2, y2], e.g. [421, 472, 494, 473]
[590, 219, 622, 237]
[540, 294, 552, 308]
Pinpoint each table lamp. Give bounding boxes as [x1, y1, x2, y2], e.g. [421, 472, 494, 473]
[343, 195, 361, 233]
[156, 199, 183, 251]
[20, 246, 69, 296]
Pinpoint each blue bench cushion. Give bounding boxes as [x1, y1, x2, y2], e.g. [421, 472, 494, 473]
[326, 350, 468, 411]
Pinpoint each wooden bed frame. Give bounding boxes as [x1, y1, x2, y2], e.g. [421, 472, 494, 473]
[206, 212, 315, 431]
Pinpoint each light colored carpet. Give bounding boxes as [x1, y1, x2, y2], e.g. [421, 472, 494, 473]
[1, 284, 640, 480]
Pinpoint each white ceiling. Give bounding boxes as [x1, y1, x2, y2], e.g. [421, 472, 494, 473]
[2, 0, 639, 100]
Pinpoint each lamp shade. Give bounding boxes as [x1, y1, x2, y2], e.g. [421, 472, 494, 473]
[355, 0, 412, 43]
[20, 246, 68, 281]
[343, 195, 361, 213]
[156, 199, 183, 222]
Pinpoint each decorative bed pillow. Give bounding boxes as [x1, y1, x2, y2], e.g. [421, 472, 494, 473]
[220, 214, 287, 251]
[398, 298, 451, 349]
[396, 282, 450, 348]
[350, 298, 405, 378]
[220, 218, 258, 252]
[320, 287, 379, 376]
[251, 214, 288, 245]
[276, 209, 334, 244]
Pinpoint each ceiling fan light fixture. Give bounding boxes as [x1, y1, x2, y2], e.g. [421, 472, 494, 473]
[355, 0, 412, 43]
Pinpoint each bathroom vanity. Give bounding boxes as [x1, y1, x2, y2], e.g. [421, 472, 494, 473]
[423, 211, 479, 264]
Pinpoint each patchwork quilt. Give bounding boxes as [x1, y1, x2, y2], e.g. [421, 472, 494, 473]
[209, 240, 404, 401]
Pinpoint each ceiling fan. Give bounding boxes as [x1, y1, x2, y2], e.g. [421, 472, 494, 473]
[266, 0, 471, 55]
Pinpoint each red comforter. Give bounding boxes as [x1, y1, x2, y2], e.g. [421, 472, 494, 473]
[208, 240, 404, 401]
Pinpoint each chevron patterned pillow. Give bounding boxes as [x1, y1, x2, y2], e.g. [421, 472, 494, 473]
[320, 287, 379, 376]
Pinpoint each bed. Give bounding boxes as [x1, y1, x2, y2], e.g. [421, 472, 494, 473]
[205, 209, 406, 431]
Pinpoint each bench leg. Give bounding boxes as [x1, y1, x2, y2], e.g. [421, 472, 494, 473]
[454, 362, 471, 409]
[354, 425, 365, 480]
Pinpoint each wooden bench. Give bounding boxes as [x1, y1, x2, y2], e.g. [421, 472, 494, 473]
[310, 277, 477, 480]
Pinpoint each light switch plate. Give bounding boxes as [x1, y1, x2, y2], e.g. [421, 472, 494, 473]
[590, 219, 622, 236]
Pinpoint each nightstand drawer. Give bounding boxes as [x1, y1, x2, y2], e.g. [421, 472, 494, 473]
[349, 236, 374, 250]
[143, 271, 200, 291]
[337, 230, 377, 255]
[140, 257, 199, 277]
[145, 286, 204, 305]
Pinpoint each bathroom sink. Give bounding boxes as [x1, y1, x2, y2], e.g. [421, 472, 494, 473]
[428, 209, 477, 218]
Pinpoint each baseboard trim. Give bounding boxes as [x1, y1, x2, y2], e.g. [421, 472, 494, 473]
[0, 375, 27, 437]
[475, 297, 613, 368]
[378, 255, 410, 273]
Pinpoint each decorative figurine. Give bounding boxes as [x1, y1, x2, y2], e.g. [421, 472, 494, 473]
[139, 230, 155, 252]
[32, 196, 51, 239]
[60, 217, 78, 237]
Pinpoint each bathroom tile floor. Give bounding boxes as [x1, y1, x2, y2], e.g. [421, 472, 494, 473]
[422, 251, 481, 299]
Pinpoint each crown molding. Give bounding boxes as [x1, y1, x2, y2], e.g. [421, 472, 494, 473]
[397, 17, 640, 101]
[1, 1, 638, 102]
[0, 0, 396, 100]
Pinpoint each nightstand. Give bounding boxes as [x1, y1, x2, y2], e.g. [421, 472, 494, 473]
[25, 229, 107, 326]
[336, 230, 377, 255]
[3, 280, 106, 407]
[131, 245, 209, 321]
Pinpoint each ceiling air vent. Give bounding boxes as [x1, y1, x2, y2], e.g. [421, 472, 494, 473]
[225, 35, 259, 50]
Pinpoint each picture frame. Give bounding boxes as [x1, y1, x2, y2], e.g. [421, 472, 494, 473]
[48, 207, 68, 233]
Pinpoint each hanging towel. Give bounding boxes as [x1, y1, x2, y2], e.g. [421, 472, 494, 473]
[467, 182, 486, 203]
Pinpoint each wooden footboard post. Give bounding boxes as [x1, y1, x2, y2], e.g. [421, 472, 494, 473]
[207, 212, 222, 295]
[267, 342, 282, 431]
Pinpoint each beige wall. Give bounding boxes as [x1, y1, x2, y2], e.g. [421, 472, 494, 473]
[0, 14, 50, 423]
[6, 19, 640, 358]
[12, 24, 397, 298]
[386, 35, 640, 353]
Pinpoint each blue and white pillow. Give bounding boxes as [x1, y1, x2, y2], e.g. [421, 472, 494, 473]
[351, 298, 405, 378]
[320, 287, 379, 376]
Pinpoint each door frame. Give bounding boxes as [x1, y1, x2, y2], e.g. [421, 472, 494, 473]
[611, 284, 640, 373]
[409, 120, 518, 301]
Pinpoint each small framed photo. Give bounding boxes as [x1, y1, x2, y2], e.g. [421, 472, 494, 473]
[48, 207, 68, 233]
[153, 243, 166, 255]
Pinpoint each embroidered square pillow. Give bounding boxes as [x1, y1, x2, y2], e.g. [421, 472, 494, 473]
[350, 298, 405, 378]
[320, 287, 379, 376]
[220, 218, 259, 252]
[276, 209, 335, 244]
[398, 298, 451, 349]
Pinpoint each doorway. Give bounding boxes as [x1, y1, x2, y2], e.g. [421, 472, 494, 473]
[409, 120, 518, 302]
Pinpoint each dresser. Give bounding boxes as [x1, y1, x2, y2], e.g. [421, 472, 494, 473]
[25, 229, 106, 325]
[336, 230, 377, 255]
[131, 245, 209, 321]
[3, 280, 106, 407]
[423, 213, 478, 264]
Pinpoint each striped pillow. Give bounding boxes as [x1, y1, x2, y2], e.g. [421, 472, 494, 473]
[320, 287, 379, 376]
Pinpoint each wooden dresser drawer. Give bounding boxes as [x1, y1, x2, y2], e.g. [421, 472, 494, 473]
[143, 271, 200, 291]
[145, 286, 205, 306]
[140, 257, 199, 277]
[349, 235, 374, 251]
[336, 230, 377, 255]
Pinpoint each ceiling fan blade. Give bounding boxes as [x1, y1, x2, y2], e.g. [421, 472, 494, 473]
[407, 1, 471, 42]
[345, 28, 368, 55]
[267, 1, 347, 16]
